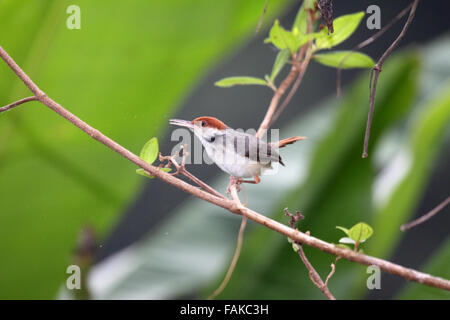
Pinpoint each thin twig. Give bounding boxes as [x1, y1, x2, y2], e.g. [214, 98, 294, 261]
[297, 245, 336, 300]
[336, 2, 414, 97]
[268, 8, 315, 128]
[270, 41, 313, 127]
[1, 43, 450, 291]
[256, 8, 316, 138]
[362, 0, 420, 158]
[285, 208, 336, 300]
[160, 147, 225, 199]
[324, 256, 340, 287]
[0, 96, 38, 113]
[208, 216, 248, 299]
[401, 196, 450, 231]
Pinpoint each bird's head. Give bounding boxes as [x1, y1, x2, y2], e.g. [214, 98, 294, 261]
[170, 116, 228, 144]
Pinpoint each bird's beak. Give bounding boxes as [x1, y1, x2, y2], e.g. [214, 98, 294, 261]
[169, 119, 194, 130]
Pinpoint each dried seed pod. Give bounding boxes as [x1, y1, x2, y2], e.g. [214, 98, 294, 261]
[318, 0, 334, 34]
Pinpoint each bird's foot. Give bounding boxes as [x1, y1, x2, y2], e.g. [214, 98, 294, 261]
[226, 176, 241, 195]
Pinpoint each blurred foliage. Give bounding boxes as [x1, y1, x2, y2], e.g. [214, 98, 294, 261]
[0, 0, 289, 299]
[398, 239, 450, 299]
[0, 0, 448, 300]
[87, 36, 449, 299]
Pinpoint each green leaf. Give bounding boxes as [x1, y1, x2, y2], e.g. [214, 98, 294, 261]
[348, 222, 373, 243]
[292, 243, 300, 252]
[136, 167, 171, 179]
[313, 51, 375, 69]
[291, 2, 307, 34]
[215, 76, 268, 88]
[136, 168, 154, 179]
[316, 12, 365, 49]
[336, 226, 350, 236]
[338, 237, 356, 244]
[270, 49, 290, 82]
[265, 20, 303, 53]
[139, 137, 159, 164]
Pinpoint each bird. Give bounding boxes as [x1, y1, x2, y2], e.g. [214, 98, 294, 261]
[169, 116, 306, 190]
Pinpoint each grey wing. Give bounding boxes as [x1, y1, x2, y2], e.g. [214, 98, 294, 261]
[233, 131, 282, 165]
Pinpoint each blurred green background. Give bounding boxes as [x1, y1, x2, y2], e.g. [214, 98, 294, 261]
[0, 0, 448, 299]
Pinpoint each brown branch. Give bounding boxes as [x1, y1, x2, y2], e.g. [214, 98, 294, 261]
[270, 43, 313, 127]
[0, 96, 38, 113]
[336, 1, 414, 97]
[401, 196, 450, 231]
[256, 63, 299, 138]
[1, 41, 450, 292]
[256, 8, 316, 138]
[285, 208, 336, 300]
[362, 0, 420, 158]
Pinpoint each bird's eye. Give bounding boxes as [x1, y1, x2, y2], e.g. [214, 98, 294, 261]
[201, 120, 207, 127]
[209, 136, 216, 143]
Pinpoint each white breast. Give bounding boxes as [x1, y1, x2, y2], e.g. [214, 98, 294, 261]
[200, 134, 270, 178]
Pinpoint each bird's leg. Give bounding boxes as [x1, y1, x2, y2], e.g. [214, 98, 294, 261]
[238, 175, 261, 185]
[227, 175, 261, 194]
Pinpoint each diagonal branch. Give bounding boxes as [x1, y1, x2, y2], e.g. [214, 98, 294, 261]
[362, 0, 420, 158]
[401, 196, 450, 231]
[0, 96, 38, 113]
[1, 42, 449, 292]
[256, 8, 316, 138]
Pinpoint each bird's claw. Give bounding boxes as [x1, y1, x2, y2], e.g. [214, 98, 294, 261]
[226, 176, 242, 195]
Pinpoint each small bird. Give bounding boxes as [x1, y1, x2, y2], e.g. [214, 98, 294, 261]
[170, 116, 306, 188]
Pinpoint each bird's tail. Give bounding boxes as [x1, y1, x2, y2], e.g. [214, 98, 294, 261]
[271, 136, 306, 148]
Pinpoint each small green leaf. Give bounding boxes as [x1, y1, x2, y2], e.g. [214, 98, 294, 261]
[265, 20, 303, 53]
[313, 51, 375, 69]
[270, 49, 290, 82]
[215, 76, 268, 88]
[292, 3, 307, 34]
[139, 137, 159, 164]
[338, 237, 356, 244]
[304, 0, 316, 10]
[292, 243, 299, 252]
[287, 237, 293, 244]
[136, 168, 155, 179]
[336, 226, 350, 236]
[348, 222, 373, 243]
[316, 12, 365, 49]
[136, 167, 171, 179]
